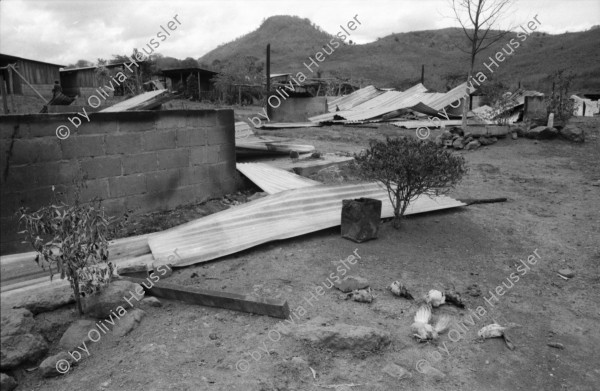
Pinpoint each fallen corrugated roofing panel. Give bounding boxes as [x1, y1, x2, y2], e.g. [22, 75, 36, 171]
[236, 162, 320, 194]
[236, 140, 315, 156]
[235, 121, 254, 139]
[310, 84, 429, 123]
[147, 182, 465, 266]
[256, 122, 319, 129]
[391, 119, 466, 129]
[327, 86, 384, 113]
[100, 90, 172, 112]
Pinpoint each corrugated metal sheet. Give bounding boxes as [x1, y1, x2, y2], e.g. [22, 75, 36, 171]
[236, 163, 320, 194]
[257, 122, 318, 129]
[310, 83, 428, 123]
[147, 183, 465, 266]
[391, 119, 466, 129]
[235, 122, 254, 139]
[327, 86, 384, 113]
[236, 140, 315, 156]
[100, 90, 170, 112]
[419, 82, 470, 110]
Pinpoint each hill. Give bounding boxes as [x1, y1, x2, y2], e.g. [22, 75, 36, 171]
[199, 15, 600, 93]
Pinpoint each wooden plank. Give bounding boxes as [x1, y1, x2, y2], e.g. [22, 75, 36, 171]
[121, 277, 290, 319]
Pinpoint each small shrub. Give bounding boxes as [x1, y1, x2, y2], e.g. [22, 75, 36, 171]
[546, 69, 576, 122]
[17, 190, 123, 314]
[354, 137, 467, 228]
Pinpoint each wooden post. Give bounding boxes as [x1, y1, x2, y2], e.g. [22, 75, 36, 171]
[421, 64, 425, 84]
[197, 71, 201, 101]
[7, 66, 15, 113]
[238, 85, 242, 105]
[9, 64, 47, 104]
[266, 43, 271, 119]
[0, 75, 9, 114]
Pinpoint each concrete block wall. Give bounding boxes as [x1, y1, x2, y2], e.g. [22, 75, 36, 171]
[0, 109, 237, 254]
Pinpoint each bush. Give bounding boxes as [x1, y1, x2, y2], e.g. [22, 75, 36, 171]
[354, 137, 467, 228]
[17, 191, 122, 314]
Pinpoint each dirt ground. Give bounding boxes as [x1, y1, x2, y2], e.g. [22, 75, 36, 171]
[10, 114, 600, 391]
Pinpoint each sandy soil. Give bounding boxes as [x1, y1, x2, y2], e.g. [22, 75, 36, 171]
[9, 116, 600, 391]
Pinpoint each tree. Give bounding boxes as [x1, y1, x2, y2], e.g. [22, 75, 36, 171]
[354, 137, 467, 228]
[450, 0, 514, 129]
[546, 69, 575, 122]
[17, 191, 122, 315]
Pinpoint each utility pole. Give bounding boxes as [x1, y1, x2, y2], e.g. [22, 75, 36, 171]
[421, 64, 424, 84]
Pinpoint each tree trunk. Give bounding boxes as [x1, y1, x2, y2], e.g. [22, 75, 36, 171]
[73, 274, 84, 315]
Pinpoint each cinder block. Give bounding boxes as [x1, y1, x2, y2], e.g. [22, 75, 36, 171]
[117, 119, 156, 133]
[77, 120, 119, 135]
[80, 156, 122, 179]
[105, 133, 143, 155]
[78, 178, 110, 201]
[206, 145, 221, 164]
[122, 152, 157, 175]
[215, 110, 235, 128]
[143, 130, 176, 151]
[10, 138, 62, 164]
[190, 147, 206, 165]
[14, 185, 67, 211]
[108, 174, 146, 198]
[186, 111, 216, 128]
[34, 161, 82, 187]
[177, 128, 207, 147]
[2, 165, 37, 192]
[179, 166, 208, 186]
[207, 126, 232, 146]
[156, 116, 187, 131]
[145, 169, 180, 193]
[62, 135, 105, 159]
[157, 149, 189, 170]
[208, 162, 230, 183]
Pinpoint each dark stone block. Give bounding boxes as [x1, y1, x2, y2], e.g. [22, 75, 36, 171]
[341, 198, 382, 243]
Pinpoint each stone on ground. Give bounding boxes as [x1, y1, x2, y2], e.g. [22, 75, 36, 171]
[382, 363, 411, 380]
[0, 333, 48, 370]
[112, 308, 145, 338]
[58, 320, 95, 351]
[1, 308, 34, 337]
[82, 280, 144, 319]
[142, 296, 162, 307]
[39, 351, 76, 377]
[0, 373, 18, 391]
[465, 140, 481, 150]
[334, 276, 370, 293]
[559, 124, 585, 143]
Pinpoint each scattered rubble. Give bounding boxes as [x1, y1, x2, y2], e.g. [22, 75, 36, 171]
[342, 288, 374, 303]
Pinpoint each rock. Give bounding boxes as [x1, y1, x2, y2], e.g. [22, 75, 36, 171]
[58, 320, 95, 351]
[452, 137, 465, 149]
[1, 308, 34, 337]
[443, 139, 453, 147]
[449, 127, 464, 137]
[382, 363, 411, 380]
[142, 296, 162, 307]
[0, 333, 48, 370]
[290, 151, 300, 159]
[12, 286, 75, 315]
[112, 309, 145, 338]
[559, 124, 585, 143]
[440, 130, 453, 140]
[0, 373, 17, 391]
[208, 332, 218, 340]
[465, 140, 481, 150]
[421, 365, 446, 381]
[478, 137, 493, 146]
[311, 152, 322, 158]
[463, 132, 472, 139]
[514, 127, 526, 137]
[334, 276, 370, 293]
[558, 268, 575, 279]
[283, 316, 391, 351]
[464, 136, 474, 144]
[39, 351, 76, 377]
[82, 280, 144, 319]
[525, 126, 558, 140]
[547, 342, 565, 350]
[434, 135, 444, 147]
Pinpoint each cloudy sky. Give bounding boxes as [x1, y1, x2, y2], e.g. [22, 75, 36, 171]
[1, 0, 598, 66]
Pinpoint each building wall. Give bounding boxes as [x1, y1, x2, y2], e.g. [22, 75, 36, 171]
[270, 96, 327, 122]
[0, 109, 237, 254]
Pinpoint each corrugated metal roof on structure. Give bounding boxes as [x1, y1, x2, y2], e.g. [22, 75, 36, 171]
[326, 85, 384, 113]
